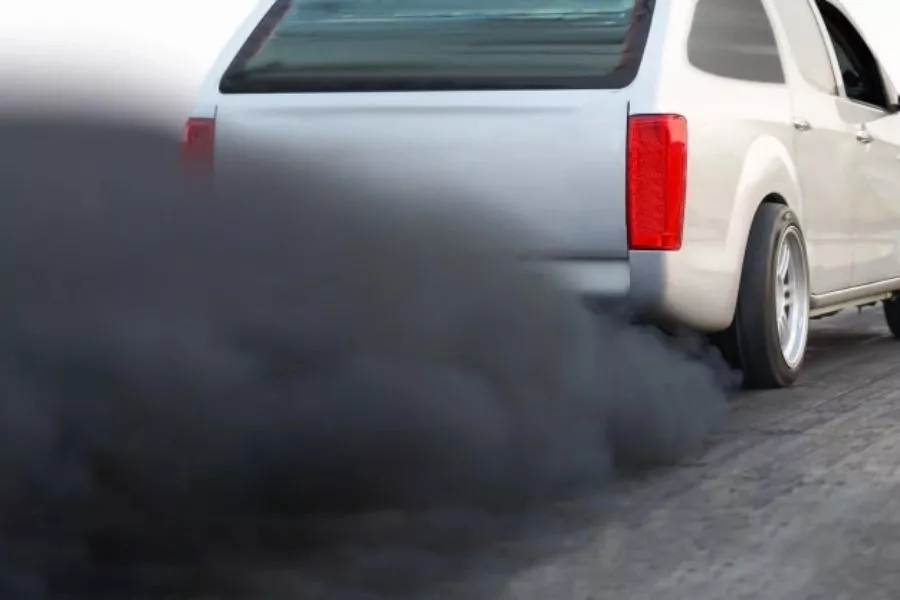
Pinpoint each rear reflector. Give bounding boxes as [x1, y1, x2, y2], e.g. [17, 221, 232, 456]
[626, 114, 687, 251]
[179, 117, 215, 177]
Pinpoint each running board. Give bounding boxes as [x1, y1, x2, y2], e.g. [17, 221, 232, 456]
[809, 277, 900, 318]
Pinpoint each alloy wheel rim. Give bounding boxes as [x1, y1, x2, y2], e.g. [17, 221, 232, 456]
[774, 226, 809, 369]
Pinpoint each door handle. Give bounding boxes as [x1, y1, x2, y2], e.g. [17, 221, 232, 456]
[793, 119, 812, 132]
[856, 128, 873, 144]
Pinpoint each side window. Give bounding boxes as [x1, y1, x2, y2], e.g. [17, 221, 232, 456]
[815, 0, 889, 110]
[687, 0, 785, 84]
[771, 0, 837, 94]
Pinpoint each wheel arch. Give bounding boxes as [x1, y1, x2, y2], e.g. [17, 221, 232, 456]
[629, 134, 803, 332]
[717, 135, 804, 328]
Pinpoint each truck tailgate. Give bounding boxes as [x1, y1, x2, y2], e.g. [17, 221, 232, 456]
[214, 91, 629, 257]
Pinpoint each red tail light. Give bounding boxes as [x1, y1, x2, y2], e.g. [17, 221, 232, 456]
[626, 114, 688, 251]
[180, 117, 215, 176]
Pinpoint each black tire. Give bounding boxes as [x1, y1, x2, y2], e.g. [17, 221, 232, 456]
[732, 203, 810, 389]
[884, 295, 900, 338]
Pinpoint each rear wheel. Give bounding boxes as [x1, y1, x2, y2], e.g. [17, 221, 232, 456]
[883, 295, 900, 337]
[731, 203, 810, 389]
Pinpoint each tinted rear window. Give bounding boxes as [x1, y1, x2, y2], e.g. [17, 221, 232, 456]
[220, 0, 655, 93]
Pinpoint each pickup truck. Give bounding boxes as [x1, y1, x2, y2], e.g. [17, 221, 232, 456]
[183, 0, 900, 388]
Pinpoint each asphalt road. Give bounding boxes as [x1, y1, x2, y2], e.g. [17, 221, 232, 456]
[488, 305, 900, 600]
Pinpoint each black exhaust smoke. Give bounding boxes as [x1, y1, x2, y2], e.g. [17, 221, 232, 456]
[0, 113, 728, 599]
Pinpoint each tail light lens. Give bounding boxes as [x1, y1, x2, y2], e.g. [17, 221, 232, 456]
[626, 114, 688, 251]
[180, 117, 215, 177]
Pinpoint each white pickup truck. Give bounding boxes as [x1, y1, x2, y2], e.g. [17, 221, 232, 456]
[184, 0, 900, 388]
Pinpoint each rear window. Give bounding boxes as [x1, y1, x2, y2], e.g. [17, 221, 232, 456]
[219, 0, 655, 93]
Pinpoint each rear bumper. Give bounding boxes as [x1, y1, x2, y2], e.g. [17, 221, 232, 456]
[538, 254, 737, 332]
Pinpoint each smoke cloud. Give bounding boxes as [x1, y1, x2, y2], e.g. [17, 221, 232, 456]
[0, 113, 728, 599]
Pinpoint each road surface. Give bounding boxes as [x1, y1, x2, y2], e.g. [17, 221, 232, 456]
[492, 306, 900, 600]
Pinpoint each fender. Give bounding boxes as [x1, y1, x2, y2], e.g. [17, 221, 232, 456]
[631, 132, 802, 332]
[715, 133, 804, 328]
